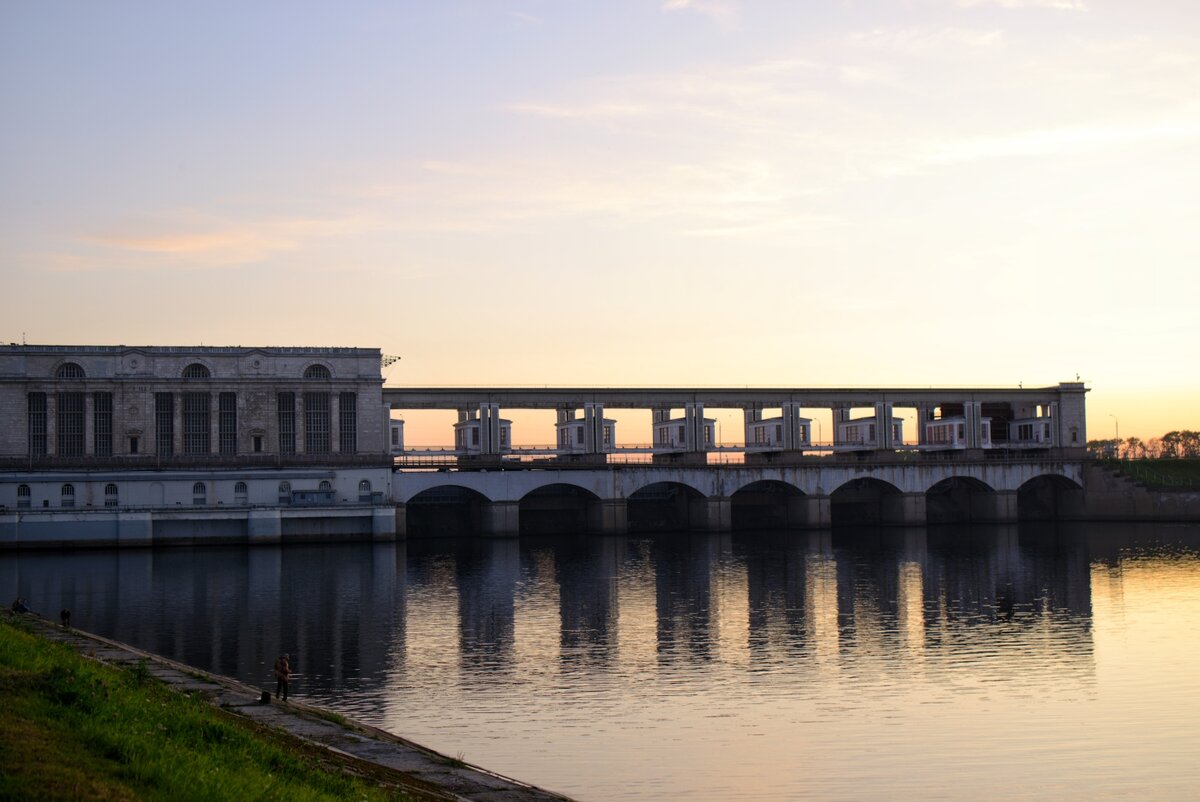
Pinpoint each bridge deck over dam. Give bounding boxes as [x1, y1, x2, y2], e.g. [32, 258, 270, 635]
[394, 457, 1086, 537]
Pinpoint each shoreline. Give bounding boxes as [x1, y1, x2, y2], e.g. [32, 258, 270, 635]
[17, 614, 575, 802]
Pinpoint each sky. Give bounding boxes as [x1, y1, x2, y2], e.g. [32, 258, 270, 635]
[2, 0, 1198, 443]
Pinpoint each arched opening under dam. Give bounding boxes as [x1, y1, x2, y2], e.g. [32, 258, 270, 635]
[830, 478, 905, 526]
[1018, 475, 1084, 521]
[627, 481, 706, 533]
[519, 484, 603, 535]
[925, 476, 998, 524]
[405, 485, 488, 537]
[731, 480, 808, 531]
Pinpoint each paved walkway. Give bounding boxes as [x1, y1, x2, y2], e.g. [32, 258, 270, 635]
[27, 616, 575, 802]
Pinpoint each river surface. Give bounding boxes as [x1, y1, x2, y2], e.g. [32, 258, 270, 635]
[6, 522, 1200, 801]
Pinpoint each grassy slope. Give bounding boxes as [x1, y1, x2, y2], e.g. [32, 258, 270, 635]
[1103, 458, 1200, 489]
[0, 617, 414, 802]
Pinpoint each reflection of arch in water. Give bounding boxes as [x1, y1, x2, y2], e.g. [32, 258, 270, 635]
[1017, 474, 1084, 521]
[926, 476, 997, 524]
[627, 481, 706, 533]
[731, 480, 809, 531]
[830, 477, 903, 526]
[519, 483, 603, 535]
[406, 485, 488, 537]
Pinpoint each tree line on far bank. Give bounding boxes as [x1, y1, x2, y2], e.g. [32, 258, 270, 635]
[1086, 430, 1200, 459]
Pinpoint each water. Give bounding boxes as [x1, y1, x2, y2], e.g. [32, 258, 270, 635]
[6, 523, 1200, 800]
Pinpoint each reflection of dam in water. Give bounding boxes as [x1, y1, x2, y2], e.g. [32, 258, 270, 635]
[9, 523, 1200, 801]
[5, 524, 1099, 694]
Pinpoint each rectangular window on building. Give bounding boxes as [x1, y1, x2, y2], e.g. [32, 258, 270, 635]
[93, 392, 112, 457]
[219, 392, 237, 455]
[253, 435, 263, 453]
[391, 428, 399, 446]
[304, 392, 330, 453]
[277, 392, 295, 454]
[155, 393, 174, 457]
[183, 392, 210, 455]
[775, 424, 782, 442]
[28, 393, 47, 457]
[129, 436, 139, 455]
[57, 392, 85, 457]
[338, 392, 357, 452]
[603, 427, 611, 445]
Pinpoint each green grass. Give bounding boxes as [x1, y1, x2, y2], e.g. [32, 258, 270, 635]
[1103, 458, 1200, 489]
[0, 617, 418, 802]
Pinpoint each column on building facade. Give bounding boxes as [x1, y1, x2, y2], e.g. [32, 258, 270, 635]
[915, 404, 933, 447]
[875, 401, 894, 449]
[45, 392, 56, 456]
[831, 406, 848, 447]
[583, 402, 604, 453]
[209, 392, 220, 456]
[172, 392, 184, 456]
[83, 393, 95, 456]
[652, 406, 670, 448]
[743, 404, 762, 446]
[330, 392, 341, 453]
[1048, 401, 1061, 448]
[471, 403, 502, 455]
[781, 401, 803, 450]
[685, 402, 706, 452]
[964, 401, 983, 449]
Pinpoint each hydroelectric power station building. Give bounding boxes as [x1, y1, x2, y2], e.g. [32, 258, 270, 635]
[0, 345, 396, 545]
[1, 343, 1106, 547]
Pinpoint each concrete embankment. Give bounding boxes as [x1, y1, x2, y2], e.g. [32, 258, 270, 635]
[26, 617, 574, 802]
[1067, 464, 1200, 522]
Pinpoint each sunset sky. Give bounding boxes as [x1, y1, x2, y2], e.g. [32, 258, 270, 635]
[2, 1, 1197, 443]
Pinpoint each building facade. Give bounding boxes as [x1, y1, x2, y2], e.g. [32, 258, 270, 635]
[0, 345, 395, 546]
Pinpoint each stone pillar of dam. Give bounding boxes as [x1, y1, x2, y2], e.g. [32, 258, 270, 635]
[118, 511, 155, 546]
[590, 498, 628, 535]
[797, 495, 831, 528]
[883, 493, 927, 525]
[976, 491, 1019, 523]
[690, 496, 732, 531]
[482, 501, 520, 538]
[371, 507, 397, 541]
[247, 509, 283, 544]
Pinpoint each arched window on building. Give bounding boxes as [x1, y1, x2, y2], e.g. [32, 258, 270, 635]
[303, 364, 331, 380]
[61, 483, 75, 507]
[104, 483, 118, 508]
[182, 363, 211, 379]
[318, 480, 332, 491]
[278, 481, 291, 505]
[192, 482, 207, 505]
[234, 481, 248, 504]
[56, 363, 85, 379]
[358, 479, 372, 502]
[17, 484, 31, 508]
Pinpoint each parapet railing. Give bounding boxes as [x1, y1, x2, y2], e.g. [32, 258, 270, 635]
[392, 445, 1084, 470]
[0, 453, 394, 472]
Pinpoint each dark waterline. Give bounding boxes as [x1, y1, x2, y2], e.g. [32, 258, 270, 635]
[6, 522, 1200, 801]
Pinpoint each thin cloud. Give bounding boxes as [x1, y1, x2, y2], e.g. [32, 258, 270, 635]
[83, 214, 377, 266]
[661, 0, 737, 25]
[952, 0, 1085, 8]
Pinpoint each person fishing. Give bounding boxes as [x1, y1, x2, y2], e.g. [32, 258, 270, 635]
[273, 653, 292, 701]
